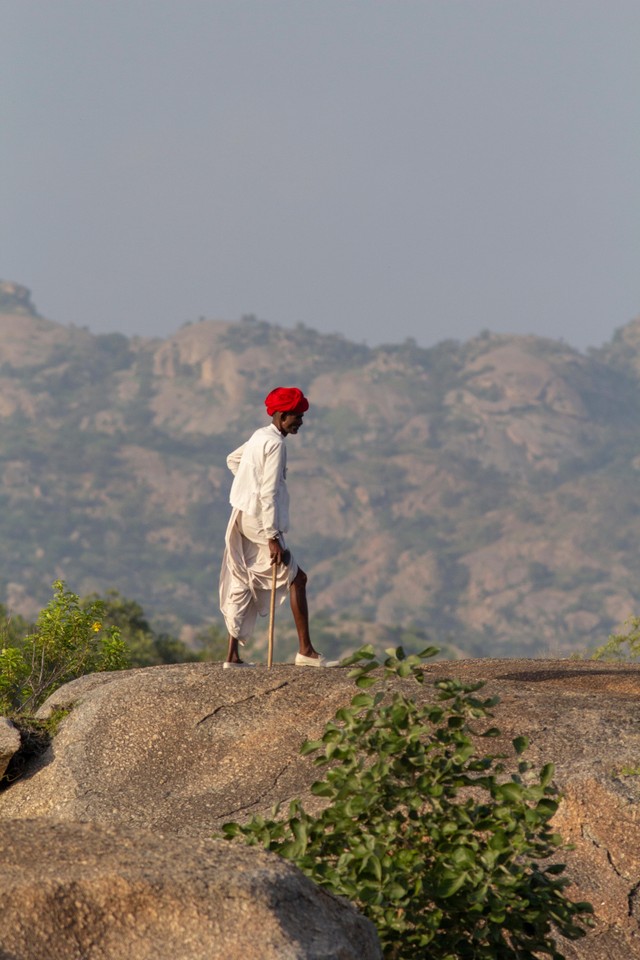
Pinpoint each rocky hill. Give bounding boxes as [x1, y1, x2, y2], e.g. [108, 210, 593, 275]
[1, 279, 640, 657]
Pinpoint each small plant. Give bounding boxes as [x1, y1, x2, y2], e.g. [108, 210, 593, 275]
[592, 617, 640, 661]
[222, 646, 592, 959]
[612, 763, 640, 778]
[0, 580, 127, 715]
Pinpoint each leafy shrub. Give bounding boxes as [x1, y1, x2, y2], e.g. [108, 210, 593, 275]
[82, 589, 229, 666]
[592, 617, 640, 661]
[80, 588, 161, 667]
[0, 580, 127, 715]
[222, 646, 592, 959]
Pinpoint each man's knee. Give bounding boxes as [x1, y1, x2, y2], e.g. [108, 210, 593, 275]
[293, 567, 307, 588]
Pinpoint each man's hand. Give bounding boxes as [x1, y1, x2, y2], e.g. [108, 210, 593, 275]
[269, 537, 283, 565]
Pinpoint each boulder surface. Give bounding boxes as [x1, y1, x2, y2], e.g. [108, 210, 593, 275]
[3, 658, 640, 958]
[0, 818, 381, 960]
[0, 715, 19, 780]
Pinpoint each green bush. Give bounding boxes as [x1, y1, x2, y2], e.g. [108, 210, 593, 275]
[81, 589, 228, 667]
[81, 588, 163, 667]
[222, 646, 592, 959]
[592, 616, 640, 661]
[0, 580, 127, 715]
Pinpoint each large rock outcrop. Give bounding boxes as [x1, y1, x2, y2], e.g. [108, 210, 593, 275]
[0, 715, 20, 780]
[0, 664, 358, 831]
[2, 659, 640, 957]
[0, 818, 381, 960]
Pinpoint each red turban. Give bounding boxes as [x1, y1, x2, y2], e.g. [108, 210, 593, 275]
[264, 386, 309, 417]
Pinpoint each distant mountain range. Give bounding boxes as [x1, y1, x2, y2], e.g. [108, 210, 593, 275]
[1, 279, 640, 659]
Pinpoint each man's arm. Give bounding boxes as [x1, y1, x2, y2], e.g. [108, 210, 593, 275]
[259, 440, 285, 556]
[226, 443, 246, 476]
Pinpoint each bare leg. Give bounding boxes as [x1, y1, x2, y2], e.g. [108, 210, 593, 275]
[290, 567, 318, 658]
[226, 635, 243, 663]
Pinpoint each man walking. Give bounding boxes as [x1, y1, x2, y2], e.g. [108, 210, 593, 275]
[219, 386, 338, 668]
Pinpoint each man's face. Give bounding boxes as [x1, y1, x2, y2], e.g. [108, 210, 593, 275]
[279, 411, 304, 435]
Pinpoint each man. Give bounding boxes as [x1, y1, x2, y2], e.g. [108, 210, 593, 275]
[219, 386, 338, 668]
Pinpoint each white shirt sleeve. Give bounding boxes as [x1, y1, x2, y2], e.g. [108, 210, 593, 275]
[226, 444, 246, 476]
[259, 438, 285, 539]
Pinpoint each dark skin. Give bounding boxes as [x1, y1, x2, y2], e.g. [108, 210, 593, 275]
[226, 409, 320, 663]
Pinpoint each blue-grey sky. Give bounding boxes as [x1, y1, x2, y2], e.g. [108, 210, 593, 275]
[1, 1, 638, 350]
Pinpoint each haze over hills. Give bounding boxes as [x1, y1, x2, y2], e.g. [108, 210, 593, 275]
[1, 279, 640, 659]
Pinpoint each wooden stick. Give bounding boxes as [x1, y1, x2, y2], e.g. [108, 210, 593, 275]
[267, 561, 277, 669]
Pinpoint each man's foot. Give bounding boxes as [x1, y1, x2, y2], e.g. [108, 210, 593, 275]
[223, 660, 256, 669]
[295, 652, 340, 668]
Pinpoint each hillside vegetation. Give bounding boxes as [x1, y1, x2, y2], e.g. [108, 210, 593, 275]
[1, 280, 640, 658]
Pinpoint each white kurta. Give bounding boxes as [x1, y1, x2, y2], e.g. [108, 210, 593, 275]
[227, 424, 290, 539]
[219, 425, 298, 641]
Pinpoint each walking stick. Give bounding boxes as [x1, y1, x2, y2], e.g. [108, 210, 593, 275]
[267, 561, 277, 669]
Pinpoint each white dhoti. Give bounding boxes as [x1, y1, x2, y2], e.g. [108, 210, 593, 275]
[219, 509, 298, 642]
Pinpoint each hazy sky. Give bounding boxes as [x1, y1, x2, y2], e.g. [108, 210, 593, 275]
[2, 1, 638, 351]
